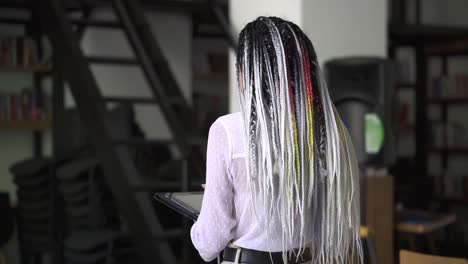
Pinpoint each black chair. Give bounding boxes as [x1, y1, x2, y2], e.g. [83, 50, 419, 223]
[53, 105, 144, 263]
[57, 157, 107, 230]
[10, 158, 53, 264]
[57, 156, 136, 263]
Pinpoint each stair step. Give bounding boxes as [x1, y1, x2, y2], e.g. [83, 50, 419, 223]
[102, 96, 158, 104]
[114, 137, 205, 146]
[102, 96, 183, 105]
[87, 56, 139, 65]
[70, 18, 122, 28]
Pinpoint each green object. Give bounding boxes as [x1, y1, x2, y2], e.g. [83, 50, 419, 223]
[365, 113, 384, 154]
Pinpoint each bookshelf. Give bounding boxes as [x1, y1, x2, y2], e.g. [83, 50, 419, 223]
[426, 39, 468, 56]
[0, 33, 51, 156]
[429, 147, 468, 155]
[426, 45, 468, 203]
[428, 98, 468, 104]
[440, 198, 468, 206]
[0, 65, 50, 73]
[389, 24, 468, 40]
[0, 119, 51, 130]
[0, 77, 52, 133]
[389, 1, 468, 208]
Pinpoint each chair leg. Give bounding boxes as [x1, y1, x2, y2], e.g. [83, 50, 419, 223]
[33, 254, 41, 264]
[366, 237, 379, 264]
[362, 236, 378, 264]
[426, 233, 438, 254]
[19, 254, 28, 264]
[408, 235, 417, 251]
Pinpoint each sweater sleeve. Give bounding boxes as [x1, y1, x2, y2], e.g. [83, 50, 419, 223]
[190, 120, 236, 262]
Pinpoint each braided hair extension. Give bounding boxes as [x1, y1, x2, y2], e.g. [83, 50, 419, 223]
[236, 17, 362, 263]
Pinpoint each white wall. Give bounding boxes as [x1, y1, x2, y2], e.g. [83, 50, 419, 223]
[303, 0, 387, 66]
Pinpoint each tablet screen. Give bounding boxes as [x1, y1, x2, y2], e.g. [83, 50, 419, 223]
[171, 193, 203, 213]
[154, 192, 204, 220]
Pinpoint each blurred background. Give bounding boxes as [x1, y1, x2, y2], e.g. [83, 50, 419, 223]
[0, 0, 467, 263]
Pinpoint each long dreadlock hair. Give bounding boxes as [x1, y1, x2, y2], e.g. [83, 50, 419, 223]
[236, 17, 362, 263]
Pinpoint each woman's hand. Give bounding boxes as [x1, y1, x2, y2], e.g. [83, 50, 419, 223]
[201, 184, 206, 189]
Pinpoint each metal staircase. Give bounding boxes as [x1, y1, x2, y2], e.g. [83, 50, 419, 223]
[31, 0, 235, 263]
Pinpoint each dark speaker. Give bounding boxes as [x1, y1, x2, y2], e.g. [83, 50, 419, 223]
[325, 57, 396, 167]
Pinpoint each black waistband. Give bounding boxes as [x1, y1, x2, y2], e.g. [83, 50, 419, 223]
[223, 246, 312, 264]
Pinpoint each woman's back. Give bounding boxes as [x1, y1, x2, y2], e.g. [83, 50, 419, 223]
[191, 112, 313, 261]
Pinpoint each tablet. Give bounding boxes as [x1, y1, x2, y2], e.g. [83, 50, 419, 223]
[154, 192, 203, 221]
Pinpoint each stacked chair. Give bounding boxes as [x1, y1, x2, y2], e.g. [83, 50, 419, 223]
[52, 105, 139, 264]
[10, 157, 55, 264]
[11, 104, 188, 263]
[57, 156, 136, 264]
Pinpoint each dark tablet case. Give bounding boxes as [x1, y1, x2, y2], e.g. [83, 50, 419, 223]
[154, 192, 203, 221]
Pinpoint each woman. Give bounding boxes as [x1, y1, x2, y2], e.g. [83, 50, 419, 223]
[191, 17, 362, 264]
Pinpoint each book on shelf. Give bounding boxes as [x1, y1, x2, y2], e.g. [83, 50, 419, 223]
[395, 47, 416, 83]
[0, 36, 41, 68]
[446, 123, 466, 148]
[430, 121, 444, 148]
[432, 170, 468, 201]
[443, 171, 467, 200]
[431, 75, 468, 98]
[0, 87, 50, 122]
[397, 92, 415, 130]
[429, 120, 467, 149]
